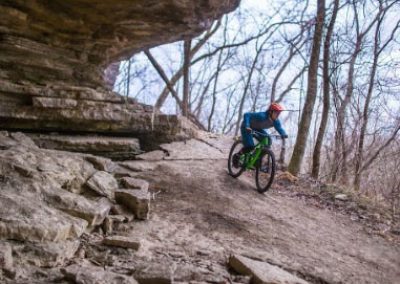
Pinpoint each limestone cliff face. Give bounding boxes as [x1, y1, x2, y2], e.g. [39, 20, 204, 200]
[0, 0, 239, 148]
[0, 0, 238, 87]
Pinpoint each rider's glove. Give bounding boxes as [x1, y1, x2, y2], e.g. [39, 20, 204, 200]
[245, 127, 252, 133]
[281, 134, 288, 139]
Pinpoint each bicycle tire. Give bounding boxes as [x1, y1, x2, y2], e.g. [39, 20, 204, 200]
[227, 140, 245, 178]
[255, 148, 276, 193]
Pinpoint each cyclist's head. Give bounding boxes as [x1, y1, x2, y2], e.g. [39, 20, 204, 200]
[268, 102, 284, 120]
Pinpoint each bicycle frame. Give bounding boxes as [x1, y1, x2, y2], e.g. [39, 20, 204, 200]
[243, 131, 272, 170]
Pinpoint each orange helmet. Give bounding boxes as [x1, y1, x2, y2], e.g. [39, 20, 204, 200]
[269, 102, 284, 112]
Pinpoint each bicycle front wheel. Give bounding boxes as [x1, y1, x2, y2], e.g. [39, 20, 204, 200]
[255, 148, 276, 193]
[227, 140, 245, 178]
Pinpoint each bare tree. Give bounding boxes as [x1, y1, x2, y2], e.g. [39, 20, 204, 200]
[144, 49, 206, 130]
[311, 0, 339, 179]
[331, 0, 384, 183]
[270, 30, 307, 102]
[154, 20, 222, 110]
[353, 9, 399, 190]
[288, 0, 326, 176]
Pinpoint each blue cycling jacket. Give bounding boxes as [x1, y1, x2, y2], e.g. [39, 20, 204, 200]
[241, 111, 287, 148]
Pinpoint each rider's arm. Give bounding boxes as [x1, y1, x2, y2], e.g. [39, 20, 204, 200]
[273, 119, 288, 137]
[243, 112, 251, 128]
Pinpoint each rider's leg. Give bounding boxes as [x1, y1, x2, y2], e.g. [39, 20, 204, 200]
[240, 125, 255, 154]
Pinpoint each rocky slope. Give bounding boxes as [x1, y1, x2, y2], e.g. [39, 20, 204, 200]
[1, 131, 399, 283]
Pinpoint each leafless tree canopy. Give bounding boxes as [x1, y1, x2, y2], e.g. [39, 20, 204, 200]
[114, 0, 400, 212]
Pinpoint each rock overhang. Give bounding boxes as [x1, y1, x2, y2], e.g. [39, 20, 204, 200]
[0, 0, 240, 86]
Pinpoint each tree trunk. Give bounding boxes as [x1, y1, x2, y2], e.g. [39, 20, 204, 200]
[182, 39, 191, 117]
[126, 59, 131, 97]
[311, 0, 339, 179]
[208, 49, 223, 131]
[288, 0, 325, 176]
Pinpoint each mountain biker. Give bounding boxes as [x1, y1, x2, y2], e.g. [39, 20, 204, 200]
[238, 102, 288, 155]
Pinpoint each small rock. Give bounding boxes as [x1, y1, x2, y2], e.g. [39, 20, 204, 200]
[3, 267, 17, 279]
[335, 194, 348, 201]
[13, 163, 35, 177]
[119, 161, 158, 172]
[112, 166, 138, 179]
[103, 236, 140, 250]
[102, 215, 126, 235]
[108, 215, 127, 223]
[115, 190, 150, 220]
[229, 254, 310, 284]
[62, 263, 138, 284]
[120, 177, 149, 192]
[136, 150, 166, 161]
[86, 171, 118, 200]
[76, 247, 86, 259]
[103, 217, 113, 235]
[0, 242, 13, 269]
[9, 132, 38, 148]
[0, 131, 16, 150]
[85, 155, 116, 172]
[62, 175, 87, 194]
[110, 205, 135, 222]
[232, 275, 251, 284]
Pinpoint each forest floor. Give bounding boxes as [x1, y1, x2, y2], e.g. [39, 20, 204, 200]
[111, 134, 400, 284]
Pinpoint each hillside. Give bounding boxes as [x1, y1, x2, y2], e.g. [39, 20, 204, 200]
[1, 131, 399, 283]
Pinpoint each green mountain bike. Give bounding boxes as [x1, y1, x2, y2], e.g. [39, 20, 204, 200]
[228, 130, 280, 193]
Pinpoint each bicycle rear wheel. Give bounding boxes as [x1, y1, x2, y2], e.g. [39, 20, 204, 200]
[255, 148, 275, 193]
[228, 140, 245, 178]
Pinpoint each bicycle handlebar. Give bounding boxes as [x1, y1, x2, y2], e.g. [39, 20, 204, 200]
[250, 130, 285, 139]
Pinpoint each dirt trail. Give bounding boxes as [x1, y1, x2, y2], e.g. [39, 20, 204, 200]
[119, 135, 400, 284]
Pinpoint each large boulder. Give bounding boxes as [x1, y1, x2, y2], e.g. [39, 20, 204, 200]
[0, 193, 87, 242]
[0, 132, 114, 242]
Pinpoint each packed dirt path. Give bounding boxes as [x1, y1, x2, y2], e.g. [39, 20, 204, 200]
[119, 134, 400, 284]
